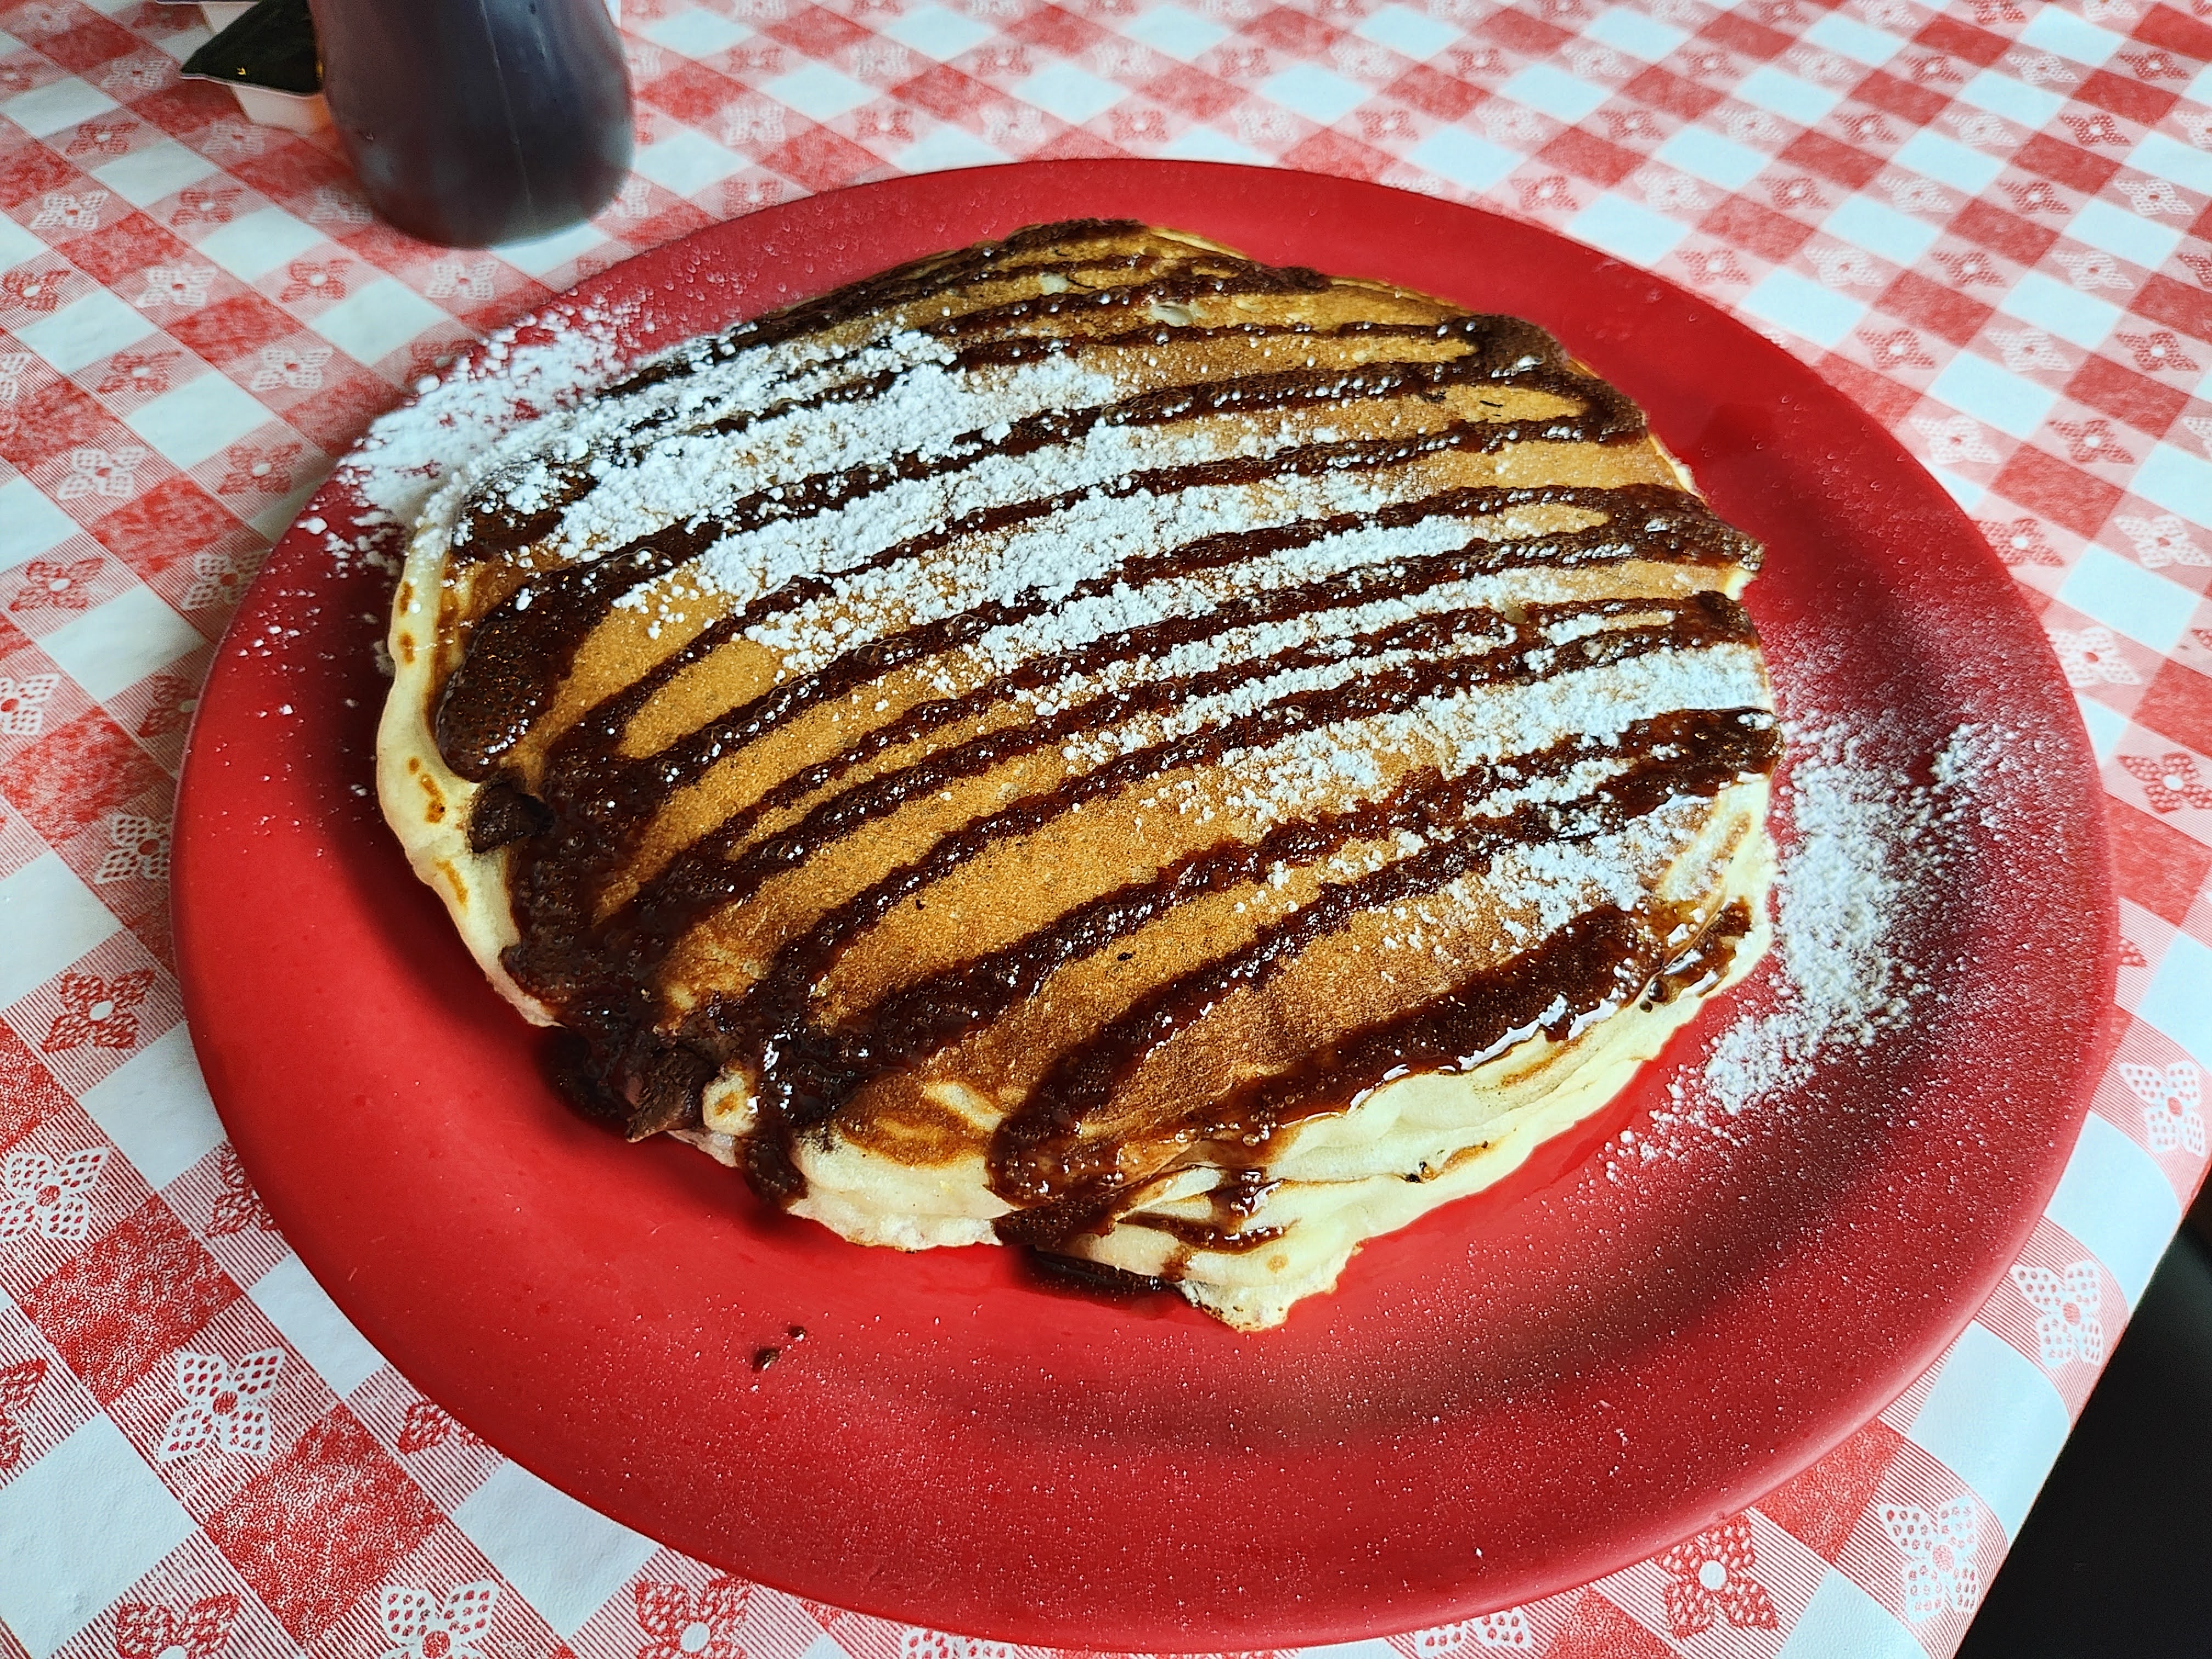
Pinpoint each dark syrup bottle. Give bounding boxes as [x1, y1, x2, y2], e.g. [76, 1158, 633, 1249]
[308, 0, 634, 249]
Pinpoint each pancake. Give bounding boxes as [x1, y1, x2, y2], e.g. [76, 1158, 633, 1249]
[377, 221, 1779, 1329]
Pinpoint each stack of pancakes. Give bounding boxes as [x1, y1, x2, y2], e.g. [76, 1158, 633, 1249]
[379, 221, 1778, 1329]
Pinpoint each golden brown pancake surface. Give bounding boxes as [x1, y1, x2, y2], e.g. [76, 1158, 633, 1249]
[379, 221, 1779, 1328]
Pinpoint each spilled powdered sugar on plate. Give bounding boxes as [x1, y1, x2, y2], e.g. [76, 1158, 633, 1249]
[1618, 712, 2019, 1166]
[222, 315, 627, 721]
[338, 303, 635, 549]
[311, 304, 636, 686]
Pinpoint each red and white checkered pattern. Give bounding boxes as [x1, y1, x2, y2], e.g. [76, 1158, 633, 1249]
[3, 0, 2210, 1653]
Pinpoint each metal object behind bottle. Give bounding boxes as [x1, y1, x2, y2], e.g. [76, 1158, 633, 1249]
[306, 0, 633, 248]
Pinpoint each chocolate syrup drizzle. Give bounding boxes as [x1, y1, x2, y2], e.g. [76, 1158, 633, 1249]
[427, 221, 1777, 1262]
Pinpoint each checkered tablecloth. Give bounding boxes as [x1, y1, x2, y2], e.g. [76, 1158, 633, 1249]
[2, 0, 2209, 1654]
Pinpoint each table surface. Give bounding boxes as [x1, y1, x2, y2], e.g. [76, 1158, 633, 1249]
[1, 1, 2208, 1656]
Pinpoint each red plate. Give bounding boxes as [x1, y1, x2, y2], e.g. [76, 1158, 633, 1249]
[173, 162, 2115, 1648]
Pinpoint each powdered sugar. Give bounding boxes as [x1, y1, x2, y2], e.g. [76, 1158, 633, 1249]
[1635, 715, 2013, 1154]
[578, 348, 1119, 566]
[340, 304, 634, 532]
